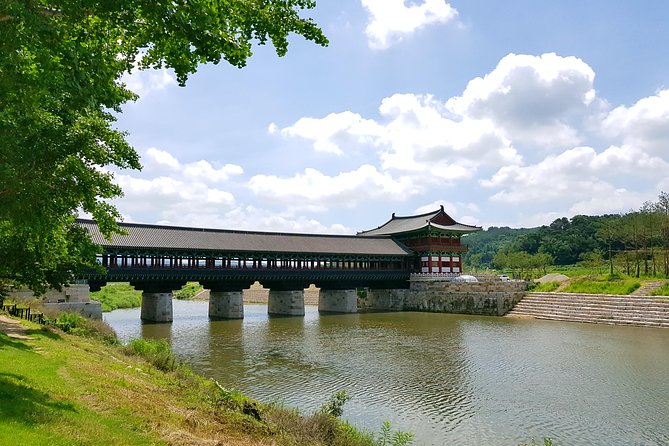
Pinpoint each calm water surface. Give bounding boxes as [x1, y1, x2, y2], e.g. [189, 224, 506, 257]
[105, 301, 669, 445]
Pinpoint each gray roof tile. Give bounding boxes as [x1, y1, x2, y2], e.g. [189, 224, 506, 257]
[78, 220, 412, 256]
[358, 207, 481, 236]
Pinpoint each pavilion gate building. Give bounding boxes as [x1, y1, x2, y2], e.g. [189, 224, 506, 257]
[357, 206, 481, 274]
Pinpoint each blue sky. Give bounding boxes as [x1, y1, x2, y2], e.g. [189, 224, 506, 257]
[110, 0, 669, 233]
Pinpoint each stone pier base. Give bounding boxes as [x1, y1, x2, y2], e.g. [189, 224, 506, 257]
[318, 289, 358, 313]
[140, 292, 173, 322]
[268, 290, 305, 316]
[209, 291, 244, 319]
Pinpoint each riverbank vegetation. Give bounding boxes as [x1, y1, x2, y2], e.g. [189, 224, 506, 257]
[91, 282, 142, 312]
[650, 282, 669, 296]
[561, 276, 641, 295]
[0, 313, 413, 446]
[529, 281, 561, 292]
[173, 282, 204, 300]
[91, 282, 205, 312]
[526, 273, 646, 295]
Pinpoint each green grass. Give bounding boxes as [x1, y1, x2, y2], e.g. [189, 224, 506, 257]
[90, 282, 142, 312]
[0, 328, 154, 445]
[562, 277, 641, 295]
[650, 282, 669, 296]
[124, 338, 182, 372]
[530, 281, 561, 292]
[0, 317, 413, 445]
[173, 282, 204, 300]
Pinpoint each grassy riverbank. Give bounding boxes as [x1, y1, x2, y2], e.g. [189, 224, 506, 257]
[0, 314, 412, 446]
[92, 282, 205, 312]
[90, 282, 142, 312]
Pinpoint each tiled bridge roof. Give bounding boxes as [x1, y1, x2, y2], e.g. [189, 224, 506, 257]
[77, 219, 413, 257]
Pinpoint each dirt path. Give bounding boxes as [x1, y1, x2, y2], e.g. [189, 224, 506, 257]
[0, 315, 31, 340]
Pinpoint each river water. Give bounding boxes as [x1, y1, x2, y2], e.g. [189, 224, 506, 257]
[105, 300, 669, 445]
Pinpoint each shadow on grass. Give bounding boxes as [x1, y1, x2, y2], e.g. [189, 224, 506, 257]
[0, 333, 32, 352]
[25, 327, 62, 341]
[0, 372, 77, 425]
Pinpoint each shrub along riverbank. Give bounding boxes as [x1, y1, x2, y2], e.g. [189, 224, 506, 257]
[0, 312, 413, 446]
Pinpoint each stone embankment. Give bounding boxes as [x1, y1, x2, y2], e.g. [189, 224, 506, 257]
[9, 284, 102, 319]
[506, 292, 669, 328]
[365, 279, 527, 316]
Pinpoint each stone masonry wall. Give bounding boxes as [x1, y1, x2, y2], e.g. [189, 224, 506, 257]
[365, 281, 527, 316]
[365, 288, 411, 311]
[8, 284, 103, 319]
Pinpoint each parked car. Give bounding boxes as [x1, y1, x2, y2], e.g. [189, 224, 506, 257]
[498, 274, 510, 281]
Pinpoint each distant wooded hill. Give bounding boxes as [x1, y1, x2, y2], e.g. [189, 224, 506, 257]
[463, 214, 624, 267]
[462, 204, 669, 278]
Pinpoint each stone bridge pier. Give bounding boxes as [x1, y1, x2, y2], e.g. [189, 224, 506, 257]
[130, 281, 185, 323]
[264, 280, 309, 316]
[316, 281, 358, 313]
[201, 280, 254, 320]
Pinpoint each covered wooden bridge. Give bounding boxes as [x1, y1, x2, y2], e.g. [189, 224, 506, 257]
[77, 206, 480, 321]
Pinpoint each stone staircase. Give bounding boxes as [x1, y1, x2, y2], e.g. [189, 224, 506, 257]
[631, 280, 665, 296]
[506, 292, 669, 328]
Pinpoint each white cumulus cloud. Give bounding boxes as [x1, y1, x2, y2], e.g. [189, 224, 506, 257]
[183, 160, 244, 183]
[280, 111, 384, 155]
[248, 165, 421, 211]
[121, 68, 176, 97]
[275, 92, 522, 192]
[601, 89, 669, 156]
[482, 145, 669, 209]
[109, 148, 243, 225]
[144, 147, 180, 170]
[447, 53, 598, 150]
[361, 0, 458, 49]
[270, 51, 669, 227]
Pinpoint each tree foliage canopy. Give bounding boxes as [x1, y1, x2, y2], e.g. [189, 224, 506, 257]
[0, 0, 327, 292]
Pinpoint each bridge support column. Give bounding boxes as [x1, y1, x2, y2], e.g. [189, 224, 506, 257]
[200, 281, 254, 320]
[268, 290, 305, 316]
[318, 289, 358, 313]
[209, 291, 244, 319]
[131, 281, 185, 323]
[140, 292, 173, 322]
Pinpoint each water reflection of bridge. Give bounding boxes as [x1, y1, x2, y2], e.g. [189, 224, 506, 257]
[77, 207, 480, 322]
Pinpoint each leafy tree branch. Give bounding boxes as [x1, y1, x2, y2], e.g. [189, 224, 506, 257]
[0, 0, 328, 292]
